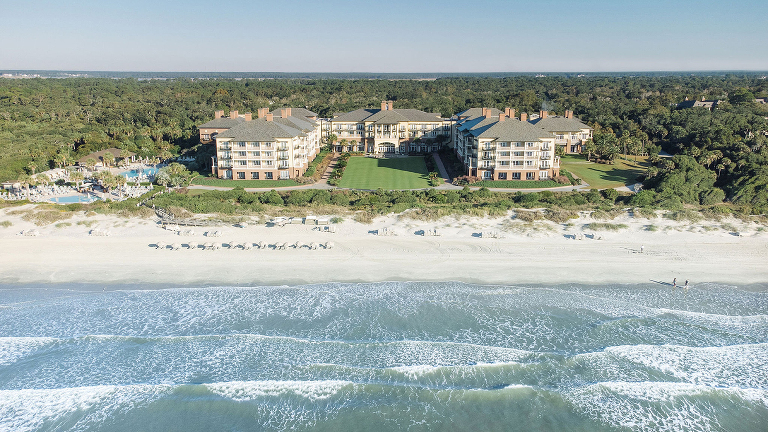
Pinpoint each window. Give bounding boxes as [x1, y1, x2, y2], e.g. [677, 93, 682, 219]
[237, 172, 245, 179]
[515, 142, 524, 147]
[251, 142, 260, 148]
[498, 172, 507, 179]
[512, 172, 521, 180]
[557, 134, 564, 140]
[526, 152, 533, 157]
[237, 142, 246, 148]
[265, 152, 273, 157]
[483, 170, 493, 179]
[202, 134, 210, 140]
[539, 171, 548, 179]
[512, 161, 523, 166]
[251, 161, 261, 166]
[251, 151, 260, 157]
[526, 172, 535, 180]
[265, 172, 273, 179]
[526, 142, 535, 147]
[238, 151, 246, 157]
[238, 160, 247, 166]
[251, 172, 259, 179]
[265, 160, 273, 166]
[280, 171, 289, 179]
[499, 152, 510, 157]
[499, 160, 510, 166]
[499, 142, 510, 147]
[526, 161, 534, 166]
[514, 152, 523, 157]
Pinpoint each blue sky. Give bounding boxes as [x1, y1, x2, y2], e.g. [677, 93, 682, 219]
[1, 0, 766, 72]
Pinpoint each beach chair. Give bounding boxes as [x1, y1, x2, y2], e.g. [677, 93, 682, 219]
[257, 241, 265, 250]
[324, 241, 334, 249]
[309, 242, 318, 250]
[156, 242, 166, 250]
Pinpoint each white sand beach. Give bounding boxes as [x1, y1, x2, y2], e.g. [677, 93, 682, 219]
[1, 204, 766, 287]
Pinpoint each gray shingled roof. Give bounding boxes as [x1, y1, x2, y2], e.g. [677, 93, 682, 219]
[269, 107, 318, 119]
[198, 117, 246, 129]
[275, 116, 317, 132]
[469, 118, 554, 141]
[217, 119, 305, 141]
[331, 109, 378, 123]
[456, 107, 502, 121]
[528, 116, 591, 133]
[331, 107, 443, 124]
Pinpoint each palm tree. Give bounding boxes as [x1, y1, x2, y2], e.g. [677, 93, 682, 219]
[17, 174, 32, 200]
[85, 157, 98, 171]
[69, 171, 85, 191]
[102, 151, 115, 168]
[27, 161, 37, 175]
[119, 149, 132, 165]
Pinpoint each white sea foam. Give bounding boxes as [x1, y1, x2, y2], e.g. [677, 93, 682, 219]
[567, 381, 768, 432]
[0, 337, 57, 365]
[205, 380, 353, 401]
[606, 343, 768, 388]
[0, 384, 171, 432]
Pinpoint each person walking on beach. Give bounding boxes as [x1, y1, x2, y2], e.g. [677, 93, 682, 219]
[640, 245, 644, 253]
[673, 278, 677, 288]
[684, 280, 689, 289]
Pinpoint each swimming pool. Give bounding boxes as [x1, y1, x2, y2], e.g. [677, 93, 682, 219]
[120, 167, 158, 179]
[48, 194, 100, 204]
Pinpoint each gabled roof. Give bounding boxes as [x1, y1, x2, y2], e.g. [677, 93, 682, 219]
[331, 108, 378, 123]
[269, 107, 318, 119]
[456, 107, 502, 121]
[330, 107, 444, 124]
[275, 115, 317, 132]
[217, 119, 305, 141]
[198, 117, 245, 129]
[529, 116, 591, 133]
[468, 118, 554, 141]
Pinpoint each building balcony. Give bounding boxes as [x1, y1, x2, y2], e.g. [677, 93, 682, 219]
[481, 155, 495, 160]
[218, 145, 231, 150]
[278, 155, 290, 160]
[277, 146, 289, 151]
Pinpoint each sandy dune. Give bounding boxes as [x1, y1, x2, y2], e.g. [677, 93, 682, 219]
[1, 205, 766, 287]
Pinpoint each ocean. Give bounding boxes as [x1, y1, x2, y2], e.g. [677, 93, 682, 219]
[0, 282, 766, 431]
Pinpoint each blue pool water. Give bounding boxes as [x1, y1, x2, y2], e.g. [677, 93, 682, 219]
[119, 167, 158, 179]
[47, 194, 99, 204]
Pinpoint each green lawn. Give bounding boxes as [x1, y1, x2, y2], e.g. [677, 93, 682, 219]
[338, 157, 430, 189]
[190, 176, 301, 188]
[560, 155, 648, 189]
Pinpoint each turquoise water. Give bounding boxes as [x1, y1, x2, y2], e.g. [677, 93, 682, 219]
[119, 167, 158, 179]
[47, 194, 99, 204]
[0, 282, 766, 431]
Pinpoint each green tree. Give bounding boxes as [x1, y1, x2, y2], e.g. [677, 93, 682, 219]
[102, 152, 115, 168]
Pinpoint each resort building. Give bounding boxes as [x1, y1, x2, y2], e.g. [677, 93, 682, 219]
[677, 97, 720, 111]
[528, 110, 593, 154]
[327, 101, 451, 154]
[204, 108, 322, 180]
[454, 108, 559, 181]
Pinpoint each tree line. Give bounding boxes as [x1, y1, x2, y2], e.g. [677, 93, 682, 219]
[1, 75, 767, 211]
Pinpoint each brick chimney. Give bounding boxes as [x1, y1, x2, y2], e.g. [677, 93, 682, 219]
[243, 113, 252, 121]
[257, 108, 268, 118]
[230, 110, 239, 119]
[381, 101, 388, 111]
[701, 96, 706, 101]
[498, 113, 505, 122]
[387, 101, 394, 110]
[520, 112, 528, 122]
[280, 108, 288, 118]
[505, 107, 515, 118]
[481, 107, 489, 118]
[214, 110, 224, 119]
[565, 110, 573, 119]
[265, 113, 273, 122]
[540, 110, 548, 119]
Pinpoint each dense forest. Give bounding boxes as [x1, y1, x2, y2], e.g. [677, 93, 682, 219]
[1, 75, 767, 212]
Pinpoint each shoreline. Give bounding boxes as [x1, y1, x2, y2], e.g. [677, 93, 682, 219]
[1, 205, 767, 287]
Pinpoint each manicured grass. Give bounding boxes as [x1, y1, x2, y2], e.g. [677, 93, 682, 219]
[471, 180, 562, 189]
[338, 157, 430, 189]
[560, 155, 648, 189]
[190, 176, 301, 188]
